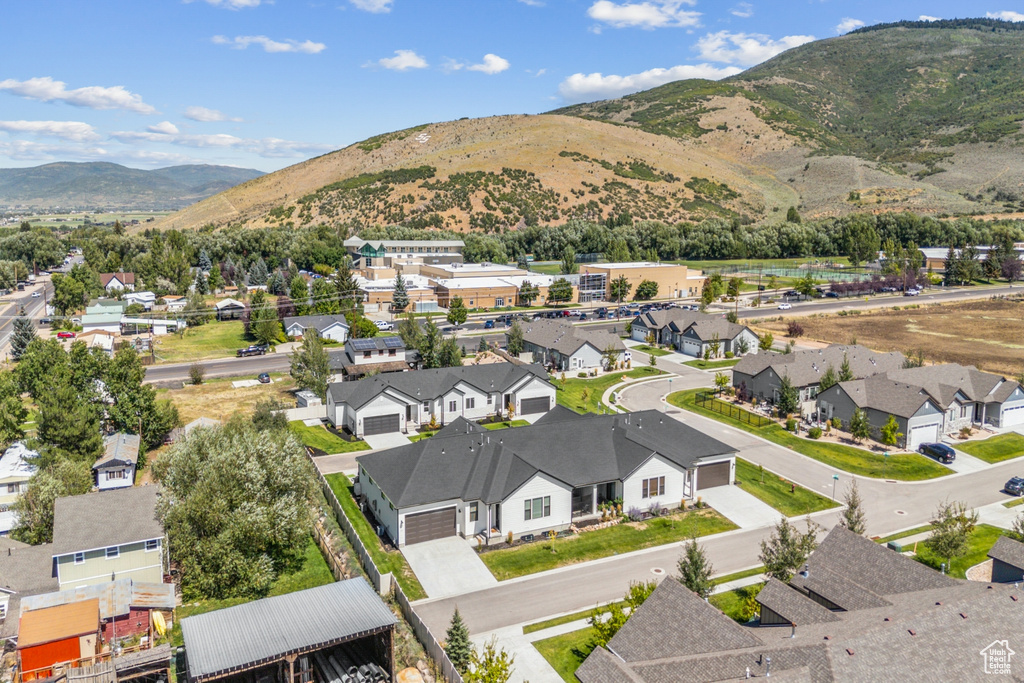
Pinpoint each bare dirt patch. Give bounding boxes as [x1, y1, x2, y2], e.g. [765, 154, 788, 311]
[754, 298, 1024, 376]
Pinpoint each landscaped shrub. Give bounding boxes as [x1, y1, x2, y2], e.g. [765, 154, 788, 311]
[647, 502, 664, 517]
[725, 351, 734, 359]
[808, 426, 822, 439]
[786, 417, 797, 432]
[830, 417, 843, 430]
[577, 372, 588, 378]
[786, 321, 805, 337]
[627, 506, 644, 522]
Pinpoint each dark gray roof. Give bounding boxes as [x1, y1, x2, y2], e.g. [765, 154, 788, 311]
[756, 578, 841, 625]
[344, 336, 405, 352]
[181, 579, 396, 682]
[0, 540, 59, 639]
[518, 319, 624, 356]
[988, 535, 1024, 570]
[358, 410, 735, 509]
[833, 377, 936, 419]
[94, 433, 141, 469]
[52, 486, 163, 556]
[885, 364, 1022, 407]
[283, 315, 349, 333]
[733, 344, 906, 388]
[328, 362, 550, 410]
[632, 309, 704, 333]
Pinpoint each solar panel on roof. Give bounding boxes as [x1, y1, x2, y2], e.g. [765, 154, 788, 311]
[351, 338, 377, 351]
[383, 337, 404, 348]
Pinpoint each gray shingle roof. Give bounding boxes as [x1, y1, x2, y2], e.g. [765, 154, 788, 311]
[733, 344, 906, 388]
[756, 578, 841, 625]
[833, 377, 936, 419]
[682, 318, 751, 342]
[885, 364, 1021, 407]
[357, 410, 735, 509]
[328, 362, 550, 410]
[988, 535, 1024, 570]
[632, 309, 704, 333]
[94, 433, 141, 470]
[283, 314, 349, 334]
[519, 319, 624, 356]
[181, 579, 396, 682]
[51, 486, 163, 556]
[0, 540, 59, 639]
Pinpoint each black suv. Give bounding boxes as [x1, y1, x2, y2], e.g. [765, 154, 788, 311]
[1005, 477, 1024, 496]
[918, 442, 956, 464]
[236, 344, 268, 357]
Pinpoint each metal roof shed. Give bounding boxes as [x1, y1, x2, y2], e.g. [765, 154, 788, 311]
[180, 580, 396, 683]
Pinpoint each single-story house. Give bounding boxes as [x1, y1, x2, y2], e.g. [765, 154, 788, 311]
[988, 536, 1024, 584]
[815, 377, 946, 449]
[671, 318, 759, 359]
[335, 336, 412, 380]
[77, 330, 118, 355]
[0, 443, 37, 535]
[516, 318, 629, 372]
[884, 364, 1024, 430]
[631, 309, 701, 345]
[214, 298, 245, 321]
[123, 291, 156, 310]
[355, 408, 736, 546]
[163, 295, 186, 312]
[733, 344, 906, 411]
[93, 433, 140, 490]
[100, 272, 135, 293]
[283, 314, 350, 343]
[328, 362, 555, 437]
[80, 310, 124, 335]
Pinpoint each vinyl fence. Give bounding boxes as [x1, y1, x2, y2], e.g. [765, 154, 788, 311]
[695, 390, 773, 427]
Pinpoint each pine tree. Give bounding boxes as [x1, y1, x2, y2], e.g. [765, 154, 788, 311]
[818, 365, 837, 393]
[248, 257, 269, 286]
[10, 315, 37, 360]
[290, 275, 310, 315]
[419, 318, 442, 369]
[838, 353, 854, 382]
[677, 537, 714, 599]
[392, 273, 410, 313]
[445, 608, 472, 674]
[439, 336, 463, 368]
[507, 320, 524, 356]
[336, 258, 361, 315]
[838, 480, 866, 535]
[516, 252, 529, 270]
[198, 249, 212, 272]
[193, 270, 208, 295]
[478, 337, 488, 353]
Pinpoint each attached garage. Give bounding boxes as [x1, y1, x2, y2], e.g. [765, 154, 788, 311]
[521, 396, 551, 415]
[908, 421, 941, 450]
[1001, 405, 1024, 428]
[631, 326, 649, 342]
[404, 507, 456, 545]
[696, 461, 731, 490]
[363, 414, 400, 436]
[681, 339, 701, 358]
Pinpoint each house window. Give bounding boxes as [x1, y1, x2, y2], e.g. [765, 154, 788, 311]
[449, 400, 457, 412]
[469, 300, 474, 306]
[363, 350, 372, 358]
[423, 401, 430, 411]
[6, 484, 17, 494]
[961, 404, 971, 418]
[107, 470, 125, 481]
[487, 395, 493, 405]
[524, 496, 551, 520]
[145, 539, 159, 552]
[469, 503, 479, 522]
[74, 552, 85, 565]
[495, 297, 505, 307]
[642, 476, 665, 499]
[105, 547, 119, 559]
[389, 348, 397, 356]
[466, 398, 476, 409]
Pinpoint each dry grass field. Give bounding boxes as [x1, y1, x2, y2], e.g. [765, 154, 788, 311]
[157, 374, 297, 424]
[754, 298, 1024, 376]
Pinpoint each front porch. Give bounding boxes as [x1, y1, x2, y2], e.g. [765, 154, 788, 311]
[571, 482, 620, 519]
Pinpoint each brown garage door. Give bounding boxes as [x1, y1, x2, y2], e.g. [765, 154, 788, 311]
[404, 507, 456, 545]
[363, 414, 400, 436]
[520, 396, 551, 415]
[696, 461, 731, 490]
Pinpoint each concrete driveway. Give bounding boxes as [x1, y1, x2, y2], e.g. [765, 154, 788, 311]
[402, 537, 498, 600]
[697, 484, 785, 529]
[362, 432, 411, 450]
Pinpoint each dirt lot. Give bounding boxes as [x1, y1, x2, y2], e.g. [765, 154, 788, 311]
[754, 298, 1024, 376]
[156, 373, 297, 424]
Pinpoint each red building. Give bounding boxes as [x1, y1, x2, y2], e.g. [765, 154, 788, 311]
[17, 599, 100, 681]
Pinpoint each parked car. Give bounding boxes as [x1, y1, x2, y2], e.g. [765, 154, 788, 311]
[236, 344, 268, 357]
[57, 331, 76, 339]
[778, 302, 792, 310]
[1005, 476, 1024, 496]
[484, 319, 495, 329]
[40, 317, 52, 325]
[824, 291, 839, 298]
[904, 288, 921, 297]
[257, 373, 271, 384]
[917, 442, 956, 463]
[31, 291, 41, 298]
[374, 320, 394, 331]
[579, 312, 588, 320]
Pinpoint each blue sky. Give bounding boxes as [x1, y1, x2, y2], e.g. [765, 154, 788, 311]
[1, 0, 1021, 172]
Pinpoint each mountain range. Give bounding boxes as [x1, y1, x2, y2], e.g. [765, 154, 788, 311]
[0, 162, 265, 211]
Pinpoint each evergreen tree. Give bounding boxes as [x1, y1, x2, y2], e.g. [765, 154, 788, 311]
[445, 608, 472, 674]
[10, 315, 37, 360]
[758, 332, 774, 351]
[266, 271, 286, 295]
[439, 336, 463, 368]
[516, 253, 529, 270]
[398, 314, 423, 349]
[818, 365, 838, 393]
[419, 318, 442, 369]
[336, 258, 361, 315]
[36, 384, 103, 466]
[507, 320, 524, 356]
[248, 257, 269, 286]
[193, 269, 209, 295]
[879, 414, 903, 447]
[838, 353, 854, 382]
[677, 537, 714, 599]
[478, 337, 488, 353]
[838, 480, 867, 535]
[447, 296, 468, 327]
[786, 206, 802, 223]
[391, 273, 410, 313]
[311, 279, 340, 315]
[0, 370, 26, 449]
[290, 333, 331, 400]
[198, 249, 212, 272]
[290, 275, 310, 315]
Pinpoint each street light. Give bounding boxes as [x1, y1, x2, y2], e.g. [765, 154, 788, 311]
[831, 473, 839, 501]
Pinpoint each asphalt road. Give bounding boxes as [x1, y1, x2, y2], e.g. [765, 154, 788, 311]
[144, 347, 351, 385]
[0, 280, 52, 358]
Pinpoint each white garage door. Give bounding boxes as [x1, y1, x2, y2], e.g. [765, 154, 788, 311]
[1002, 405, 1024, 427]
[632, 326, 649, 342]
[908, 422, 941, 450]
[682, 339, 701, 357]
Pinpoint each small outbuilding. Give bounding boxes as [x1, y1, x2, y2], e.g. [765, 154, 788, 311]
[988, 535, 1024, 584]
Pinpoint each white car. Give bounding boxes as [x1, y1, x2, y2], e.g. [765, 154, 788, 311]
[374, 320, 394, 331]
[777, 302, 792, 310]
[31, 291, 41, 298]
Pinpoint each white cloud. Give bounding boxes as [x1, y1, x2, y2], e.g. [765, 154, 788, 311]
[0, 76, 156, 114]
[375, 49, 429, 70]
[467, 54, 511, 74]
[0, 120, 99, 141]
[987, 11, 1024, 21]
[919, 15, 941, 21]
[212, 35, 326, 54]
[730, 2, 753, 18]
[148, 121, 180, 135]
[183, 106, 242, 122]
[835, 17, 865, 34]
[111, 127, 334, 159]
[189, 0, 263, 9]
[696, 31, 814, 66]
[350, 0, 393, 12]
[558, 63, 742, 102]
[586, 0, 700, 29]
[517, 0, 545, 6]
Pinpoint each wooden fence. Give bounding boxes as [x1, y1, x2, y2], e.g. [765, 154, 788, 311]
[395, 584, 464, 683]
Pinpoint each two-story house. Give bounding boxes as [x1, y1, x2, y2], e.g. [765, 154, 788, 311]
[92, 433, 140, 491]
[0, 443, 37, 535]
[335, 336, 412, 380]
[51, 487, 165, 591]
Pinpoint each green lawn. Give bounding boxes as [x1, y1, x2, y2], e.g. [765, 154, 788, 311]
[956, 433, 1024, 464]
[1003, 498, 1024, 509]
[669, 389, 951, 481]
[533, 627, 597, 683]
[155, 321, 252, 363]
[325, 473, 426, 600]
[633, 344, 671, 357]
[558, 366, 665, 414]
[172, 535, 333, 645]
[683, 358, 742, 370]
[734, 458, 839, 516]
[914, 524, 1007, 579]
[480, 508, 736, 580]
[875, 525, 934, 544]
[288, 421, 371, 454]
[523, 604, 622, 635]
[483, 420, 530, 430]
[408, 432, 435, 443]
[712, 566, 765, 585]
[709, 584, 760, 623]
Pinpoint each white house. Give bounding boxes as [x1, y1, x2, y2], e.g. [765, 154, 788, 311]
[123, 291, 157, 311]
[356, 408, 736, 546]
[0, 443, 37, 535]
[335, 336, 411, 380]
[327, 362, 556, 437]
[100, 272, 135, 293]
[516, 318, 629, 372]
[163, 295, 187, 313]
[283, 314, 350, 343]
[92, 433, 140, 490]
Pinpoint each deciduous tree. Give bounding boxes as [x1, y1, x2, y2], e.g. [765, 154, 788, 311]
[290, 333, 331, 400]
[925, 500, 978, 570]
[447, 296, 468, 327]
[11, 461, 93, 545]
[759, 517, 819, 582]
[838, 480, 866, 535]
